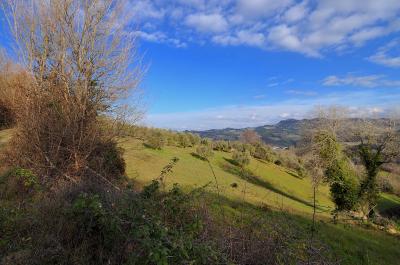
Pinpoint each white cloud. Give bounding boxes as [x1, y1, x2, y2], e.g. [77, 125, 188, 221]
[134, 31, 166, 42]
[133, 31, 187, 48]
[284, 1, 309, 23]
[286, 89, 317, 96]
[350, 27, 386, 46]
[129, 1, 165, 20]
[185, 13, 228, 33]
[145, 90, 400, 130]
[267, 24, 319, 56]
[127, 0, 400, 56]
[212, 30, 265, 47]
[176, 0, 205, 8]
[323, 74, 400, 88]
[265, 0, 400, 56]
[146, 103, 310, 130]
[237, 0, 293, 18]
[368, 39, 400, 68]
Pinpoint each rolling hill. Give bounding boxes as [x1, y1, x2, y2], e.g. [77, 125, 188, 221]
[189, 119, 305, 147]
[190, 118, 400, 147]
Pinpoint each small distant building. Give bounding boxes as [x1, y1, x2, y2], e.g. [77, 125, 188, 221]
[272, 146, 288, 150]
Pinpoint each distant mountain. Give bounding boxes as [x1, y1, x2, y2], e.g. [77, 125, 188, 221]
[189, 118, 400, 148]
[189, 119, 309, 147]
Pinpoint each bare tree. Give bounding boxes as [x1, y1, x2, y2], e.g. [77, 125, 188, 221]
[3, 0, 141, 109]
[240, 129, 261, 145]
[1, 0, 143, 184]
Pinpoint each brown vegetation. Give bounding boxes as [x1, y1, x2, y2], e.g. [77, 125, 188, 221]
[240, 129, 261, 145]
[1, 0, 142, 186]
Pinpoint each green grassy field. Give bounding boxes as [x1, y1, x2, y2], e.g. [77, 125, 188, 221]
[1, 131, 400, 264]
[209, 195, 400, 265]
[120, 137, 400, 265]
[378, 193, 400, 213]
[122, 137, 333, 216]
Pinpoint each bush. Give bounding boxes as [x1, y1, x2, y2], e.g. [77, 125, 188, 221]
[212, 140, 230, 152]
[0, 181, 227, 265]
[195, 145, 213, 160]
[230, 182, 238, 188]
[187, 133, 201, 146]
[251, 143, 274, 162]
[0, 167, 40, 201]
[200, 138, 212, 146]
[177, 133, 191, 148]
[145, 131, 166, 150]
[296, 165, 307, 179]
[232, 150, 251, 167]
[325, 160, 359, 214]
[274, 150, 307, 178]
[88, 141, 126, 178]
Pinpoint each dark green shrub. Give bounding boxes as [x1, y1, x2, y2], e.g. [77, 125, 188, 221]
[0, 167, 39, 201]
[0, 181, 227, 265]
[325, 160, 359, 214]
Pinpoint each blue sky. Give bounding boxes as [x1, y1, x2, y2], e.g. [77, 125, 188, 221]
[2, 0, 400, 130]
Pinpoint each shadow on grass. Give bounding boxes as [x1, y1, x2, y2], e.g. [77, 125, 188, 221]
[191, 152, 207, 161]
[378, 195, 400, 218]
[201, 191, 400, 265]
[143, 143, 162, 150]
[224, 157, 240, 166]
[285, 170, 303, 180]
[222, 158, 325, 211]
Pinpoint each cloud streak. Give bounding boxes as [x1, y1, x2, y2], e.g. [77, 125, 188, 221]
[128, 0, 400, 57]
[368, 39, 400, 68]
[145, 90, 400, 130]
[323, 74, 400, 88]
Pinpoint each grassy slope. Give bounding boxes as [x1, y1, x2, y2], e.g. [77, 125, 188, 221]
[121, 137, 400, 265]
[122, 137, 333, 216]
[378, 193, 400, 213]
[1, 131, 399, 264]
[211, 196, 400, 265]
